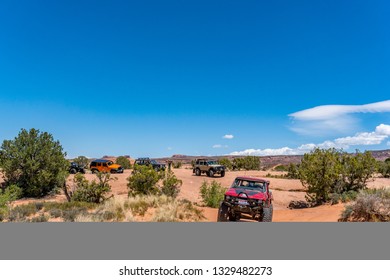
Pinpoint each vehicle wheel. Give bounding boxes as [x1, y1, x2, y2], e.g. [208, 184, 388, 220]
[217, 203, 229, 222]
[91, 169, 99, 174]
[261, 204, 273, 222]
[195, 168, 201, 176]
[229, 213, 239, 221]
[208, 169, 214, 177]
[69, 168, 77, 174]
[221, 171, 225, 177]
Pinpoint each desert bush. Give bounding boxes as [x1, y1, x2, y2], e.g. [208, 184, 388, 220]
[218, 158, 233, 170]
[28, 214, 49, 223]
[172, 161, 183, 169]
[8, 203, 40, 221]
[299, 148, 376, 204]
[200, 180, 227, 208]
[274, 165, 288, 172]
[127, 165, 162, 196]
[0, 128, 69, 197]
[73, 156, 90, 168]
[341, 151, 377, 192]
[116, 156, 132, 169]
[286, 163, 300, 179]
[67, 173, 113, 203]
[161, 171, 182, 198]
[0, 185, 22, 212]
[339, 188, 390, 222]
[377, 160, 390, 178]
[233, 156, 261, 170]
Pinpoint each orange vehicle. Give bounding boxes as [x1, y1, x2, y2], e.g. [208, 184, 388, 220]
[89, 159, 124, 174]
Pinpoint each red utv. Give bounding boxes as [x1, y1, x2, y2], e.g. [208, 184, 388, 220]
[218, 176, 273, 222]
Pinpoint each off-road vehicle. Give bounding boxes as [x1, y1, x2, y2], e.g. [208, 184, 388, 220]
[218, 176, 273, 222]
[193, 158, 225, 177]
[69, 162, 86, 174]
[90, 159, 124, 174]
[134, 157, 166, 171]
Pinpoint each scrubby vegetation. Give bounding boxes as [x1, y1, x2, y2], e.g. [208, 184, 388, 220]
[64, 173, 114, 203]
[0, 128, 69, 197]
[232, 156, 261, 171]
[79, 196, 204, 222]
[299, 148, 376, 205]
[339, 188, 390, 222]
[377, 158, 390, 178]
[116, 156, 132, 169]
[161, 171, 182, 198]
[73, 156, 90, 168]
[199, 180, 227, 208]
[127, 165, 163, 196]
[218, 158, 233, 170]
[172, 161, 183, 169]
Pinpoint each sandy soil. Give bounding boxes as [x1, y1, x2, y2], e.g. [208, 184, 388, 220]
[3, 168, 390, 222]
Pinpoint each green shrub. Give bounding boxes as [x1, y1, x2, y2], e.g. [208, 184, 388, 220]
[232, 156, 261, 170]
[161, 171, 182, 198]
[72, 156, 90, 168]
[339, 188, 390, 222]
[116, 156, 132, 169]
[127, 165, 162, 196]
[0, 128, 69, 197]
[377, 160, 390, 178]
[0, 184, 22, 210]
[286, 163, 300, 179]
[299, 148, 376, 204]
[274, 165, 288, 172]
[70, 173, 113, 203]
[172, 161, 183, 169]
[218, 158, 233, 170]
[200, 180, 227, 208]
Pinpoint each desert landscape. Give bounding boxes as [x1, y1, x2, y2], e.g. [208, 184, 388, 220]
[4, 164, 389, 222]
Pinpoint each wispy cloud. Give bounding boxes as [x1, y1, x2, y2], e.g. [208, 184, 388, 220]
[289, 100, 390, 135]
[223, 134, 234, 139]
[167, 147, 173, 150]
[213, 144, 228, 149]
[230, 124, 390, 156]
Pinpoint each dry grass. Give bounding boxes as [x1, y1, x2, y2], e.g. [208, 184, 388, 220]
[73, 195, 204, 222]
[339, 188, 390, 222]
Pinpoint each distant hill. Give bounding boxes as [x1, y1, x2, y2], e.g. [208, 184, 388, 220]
[155, 149, 390, 169]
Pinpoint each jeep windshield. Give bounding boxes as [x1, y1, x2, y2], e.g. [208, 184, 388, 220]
[207, 161, 218, 165]
[150, 160, 158, 164]
[107, 161, 114, 166]
[231, 179, 266, 192]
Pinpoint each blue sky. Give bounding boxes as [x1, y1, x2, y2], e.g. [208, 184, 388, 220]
[1, 0, 390, 158]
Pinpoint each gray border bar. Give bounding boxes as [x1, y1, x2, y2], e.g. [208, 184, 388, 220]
[0, 223, 389, 260]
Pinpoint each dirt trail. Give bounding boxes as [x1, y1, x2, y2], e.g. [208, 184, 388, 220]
[6, 168, 389, 222]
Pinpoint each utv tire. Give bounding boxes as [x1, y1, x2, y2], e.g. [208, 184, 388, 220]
[229, 213, 240, 221]
[221, 171, 225, 177]
[261, 204, 273, 222]
[208, 169, 214, 177]
[217, 203, 229, 222]
[69, 168, 77, 174]
[195, 168, 201, 176]
[91, 169, 99, 174]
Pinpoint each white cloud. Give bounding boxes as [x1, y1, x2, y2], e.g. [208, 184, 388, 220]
[230, 124, 390, 156]
[167, 147, 173, 150]
[213, 144, 228, 149]
[290, 100, 390, 121]
[289, 100, 390, 135]
[223, 134, 234, 139]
